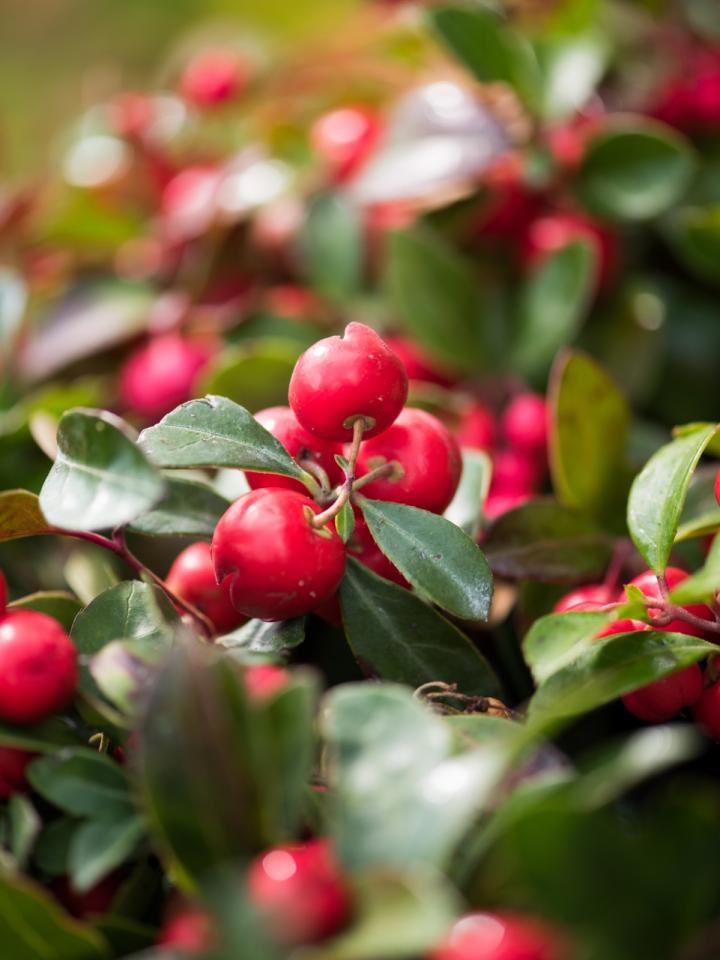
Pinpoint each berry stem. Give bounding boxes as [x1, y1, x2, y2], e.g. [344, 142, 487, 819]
[642, 596, 720, 636]
[298, 458, 331, 500]
[351, 460, 401, 493]
[310, 418, 366, 529]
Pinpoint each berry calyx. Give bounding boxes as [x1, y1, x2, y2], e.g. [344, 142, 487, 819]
[244, 664, 290, 702]
[310, 107, 381, 182]
[456, 401, 497, 453]
[180, 50, 249, 109]
[157, 908, 216, 954]
[248, 838, 350, 945]
[245, 406, 343, 494]
[289, 322, 408, 442]
[166, 542, 245, 635]
[0, 610, 77, 724]
[119, 333, 212, 422]
[0, 745, 36, 798]
[553, 583, 615, 613]
[212, 489, 346, 621]
[621, 568, 714, 638]
[355, 408, 461, 514]
[430, 911, 568, 960]
[694, 681, 720, 740]
[501, 393, 548, 455]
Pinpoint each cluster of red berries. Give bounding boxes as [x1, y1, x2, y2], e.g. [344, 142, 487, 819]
[554, 566, 720, 735]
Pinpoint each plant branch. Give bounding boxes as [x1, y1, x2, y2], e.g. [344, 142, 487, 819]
[310, 418, 366, 529]
[351, 460, 401, 493]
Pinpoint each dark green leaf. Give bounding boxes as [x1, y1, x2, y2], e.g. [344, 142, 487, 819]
[68, 813, 144, 893]
[218, 618, 305, 657]
[340, 558, 500, 696]
[0, 718, 83, 754]
[444, 449, 491, 539]
[27, 749, 133, 819]
[7, 796, 41, 870]
[483, 500, 614, 582]
[522, 609, 612, 684]
[198, 342, 299, 414]
[627, 423, 718, 573]
[0, 490, 53, 542]
[89, 640, 166, 719]
[33, 818, 76, 877]
[129, 478, 229, 537]
[358, 499, 493, 621]
[39, 409, 165, 532]
[662, 204, 720, 284]
[298, 193, 363, 303]
[8, 592, 82, 631]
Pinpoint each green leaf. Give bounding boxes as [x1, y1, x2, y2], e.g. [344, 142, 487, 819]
[528, 630, 716, 730]
[549, 350, 630, 518]
[483, 500, 614, 582]
[137, 395, 305, 480]
[578, 119, 696, 221]
[39, 409, 165, 532]
[89, 639, 166, 720]
[385, 227, 486, 374]
[128, 478, 229, 537]
[0, 490, 53, 542]
[444, 449, 492, 539]
[7, 796, 41, 870]
[335, 500, 355, 544]
[429, 6, 541, 111]
[298, 193, 363, 303]
[340, 558, 500, 697]
[0, 869, 109, 959]
[358, 499, 493, 621]
[662, 204, 720, 284]
[33, 818, 76, 877]
[522, 609, 612, 684]
[627, 423, 718, 573]
[68, 813, 144, 893]
[534, 31, 609, 121]
[27, 748, 133, 819]
[198, 341, 300, 414]
[669, 535, 720, 604]
[0, 717, 83, 754]
[8, 592, 82, 631]
[513, 243, 596, 381]
[218, 618, 306, 658]
[675, 464, 720, 542]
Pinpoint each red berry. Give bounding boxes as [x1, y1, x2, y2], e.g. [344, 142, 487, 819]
[490, 449, 543, 497]
[0, 745, 35, 798]
[244, 664, 290, 702]
[0, 611, 77, 724]
[456, 401, 497, 453]
[348, 518, 409, 588]
[310, 107, 381, 182]
[166, 543, 245, 635]
[289, 322, 408, 442]
[119, 334, 212, 422]
[622, 664, 703, 724]
[0, 571, 6, 618]
[430, 911, 568, 960]
[694, 682, 720, 740]
[484, 490, 532, 521]
[596, 619, 649, 638]
[245, 407, 343, 494]
[522, 212, 617, 292]
[382, 337, 455, 388]
[355, 408, 461, 514]
[622, 568, 714, 639]
[248, 838, 350, 945]
[54, 871, 124, 918]
[157, 909, 216, 953]
[501, 393, 548, 455]
[553, 584, 614, 613]
[108, 92, 156, 140]
[180, 50, 249, 109]
[161, 165, 222, 240]
[212, 489, 346, 621]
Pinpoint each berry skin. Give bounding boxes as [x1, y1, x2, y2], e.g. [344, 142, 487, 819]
[0, 746, 36, 798]
[553, 583, 614, 613]
[166, 543, 245, 635]
[212, 489, 346, 621]
[157, 909, 216, 954]
[0, 571, 6, 618]
[501, 393, 548, 455]
[310, 107, 381, 182]
[430, 911, 568, 960]
[456, 401, 497, 453]
[0, 611, 77, 724]
[248, 838, 350, 945]
[244, 665, 290, 702]
[289, 322, 408, 442]
[383, 337, 455, 388]
[621, 568, 714, 639]
[245, 407, 343, 494]
[180, 50, 249, 109]
[348, 517, 409, 588]
[490, 449, 543, 497]
[355, 408, 462, 514]
[119, 334, 212, 422]
[694, 682, 720, 740]
[622, 664, 703, 724]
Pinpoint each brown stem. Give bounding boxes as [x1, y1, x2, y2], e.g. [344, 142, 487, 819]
[298, 458, 332, 500]
[641, 594, 720, 636]
[351, 460, 401, 493]
[310, 419, 366, 529]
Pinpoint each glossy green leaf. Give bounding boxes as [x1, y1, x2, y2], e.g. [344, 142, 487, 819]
[670, 535, 720, 604]
[138, 395, 305, 480]
[444, 449, 492, 539]
[358, 499, 493, 621]
[335, 499, 356, 544]
[298, 192, 363, 303]
[68, 813, 144, 893]
[528, 630, 716, 730]
[218, 618, 306, 658]
[0, 490, 53, 542]
[675, 464, 720, 542]
[128, 478, 229, 537]
[662, 204, 720, 283]
[0, 718, 83, 754]
[39, 409, 165, 532]
[513, 243, 595, 381]
[340, 558, 500, 697]
[627, 423, 718, 573]
[7, 796, 41, 870]
[522, 609, 612, 684]
[33, 818, 76, 878]
[549, 350, 630, 518]
[198, 341, 299, 414]
[483, 500, 614, 582]
[27, 749, 133, 819]
[8, 591, 82, 631]
[578, 119, 696, 221]
[89, 639, 166, 719]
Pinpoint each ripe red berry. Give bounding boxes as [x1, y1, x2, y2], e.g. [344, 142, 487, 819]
[694, 682, 720, 740]
[0, 611, 77, 724]
[54, 872, 124, 919]
[348, 517, 409, 588]
[248, 838, 350, 945]
[180, 50, 249, 109]
[0, 745, 36, 798]
[491, 449, 543, 497]
[355, 408, 461, 514]
[553, 583, 614, 613]
[430, 911, 568, 960]
[622, 664, 703, 724]
[289, 322, 408, 442]
[157, 909, 216, 954]
[501, 393, 548, 455]
[621, 568, 714, 639]
[595, 619, 649, 638]
[119, 333, 212, 422]
[244, 664, 290, 701]
[456, 401, 497, 453]
[310, 107, 380, 182]
[161, 166, 222, 240]
[212, 489, 346, 621]
[245, 407, 343, 494]
[382, 337, 455, 388]
[166, 543, 245, 635]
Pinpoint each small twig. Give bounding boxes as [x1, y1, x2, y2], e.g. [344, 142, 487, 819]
[351, 460, 402, 493]
[311, 419, 366, 529]
[298, 458, 332, 501]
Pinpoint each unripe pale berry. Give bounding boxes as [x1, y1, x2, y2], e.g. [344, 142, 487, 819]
[456, 401, 497, 453]
[430, 911, 568, 960]
[0, 745, 36, 798]
[0, 611, 77, 724]
[694, 682, 720, 740]
[383, 336, 455, 388]
[310, 107, 380, 182]
[244, 664, 290, 702]
[248, 838, 350, 945]
[501, 393, 548, 454]
[621, 568, 715, 639]
[157, 909, 216, 954]
[245, 406, 343, 494]
[289, 322, 408, 442]
[553, 583, 614, 613]
[355, 408, 461, 514]
[212, 489, 346, 621]
[180, 50, 249, 109]
[166, 542, 245, 635]
[119, 333, 212, 422]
